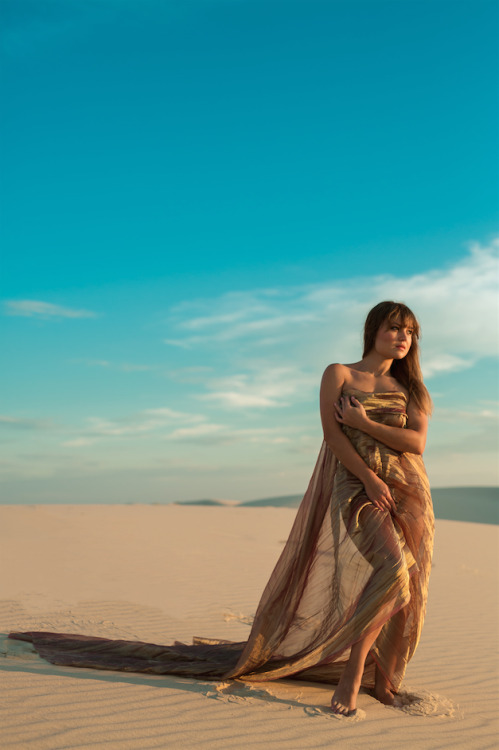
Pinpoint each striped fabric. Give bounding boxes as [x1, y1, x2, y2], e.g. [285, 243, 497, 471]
[9, 390, 434, 692]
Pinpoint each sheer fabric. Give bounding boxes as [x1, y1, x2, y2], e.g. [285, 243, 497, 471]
[9, 389, 434, 692]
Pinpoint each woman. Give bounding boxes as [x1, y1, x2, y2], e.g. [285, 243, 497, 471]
[9, 301, 434, 716]
[322, 300, 433, 714]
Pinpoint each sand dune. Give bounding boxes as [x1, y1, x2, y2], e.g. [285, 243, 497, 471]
[176, 486, 499, 524]
[1, 504, 498, 749]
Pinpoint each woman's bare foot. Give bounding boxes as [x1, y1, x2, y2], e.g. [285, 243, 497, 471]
[330, 672, 361, 716]
[373, 669, 396, 705]
[373, 684, 395, 705]
[330, 623, 387, 716]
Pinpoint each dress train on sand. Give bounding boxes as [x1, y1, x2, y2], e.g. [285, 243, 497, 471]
[9, 390, 434, 693]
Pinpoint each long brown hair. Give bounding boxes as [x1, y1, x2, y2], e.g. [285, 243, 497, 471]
[363, 301, 433, 416]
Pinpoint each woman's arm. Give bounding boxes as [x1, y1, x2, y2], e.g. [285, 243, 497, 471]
[334, 393, 428, 455]
[320, 364, 396, 513]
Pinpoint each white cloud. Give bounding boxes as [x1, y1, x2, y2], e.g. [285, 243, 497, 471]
[200, 392, 283, 408]
[432, 407, 499, 423]
[421, 354, 476, 378]
[4, 238, 497, 491]
[373, 238, 499, 363]
[72, 358, 154, 372]
[0, 415, 54, 430]
[166, 423, 226, 440]
[4, 300, 98, 319]
[181, 308, 257, 331]
[164, 424, 295, 444]
[142, 407, 201, 420]
[83, 406, 205, 438]
[164, 237, 499, 379]
[62, 438, 96, 448]
[168, 289, 320, 349]
[196, 368, 317, 410]
[59, 407, 296, 447]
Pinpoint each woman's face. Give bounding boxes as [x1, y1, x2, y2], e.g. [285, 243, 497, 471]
[374, 317, 413, 359]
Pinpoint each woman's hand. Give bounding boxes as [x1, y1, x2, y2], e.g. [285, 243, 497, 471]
[334, 395, 369, 430]
[363, 473, 397, 514]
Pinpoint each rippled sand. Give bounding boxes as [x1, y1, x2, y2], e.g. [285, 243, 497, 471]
[0, 505, 497, 749]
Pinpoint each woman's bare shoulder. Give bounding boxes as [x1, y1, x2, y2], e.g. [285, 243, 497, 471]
[323, 362, 360, 379]
[321, 363, 349, 388]
[320, 364, 347, 404]
[322, 362, 348, 377]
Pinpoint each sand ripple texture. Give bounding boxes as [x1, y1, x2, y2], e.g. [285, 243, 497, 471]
[0, 504, 497, 750]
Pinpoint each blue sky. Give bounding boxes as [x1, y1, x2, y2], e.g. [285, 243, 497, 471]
[1, 0, 498, 503]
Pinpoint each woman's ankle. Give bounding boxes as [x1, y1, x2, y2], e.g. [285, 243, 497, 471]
[374, 666, 393, 692]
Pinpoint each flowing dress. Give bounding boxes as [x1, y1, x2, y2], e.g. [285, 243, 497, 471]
[9, 388, 435, 693]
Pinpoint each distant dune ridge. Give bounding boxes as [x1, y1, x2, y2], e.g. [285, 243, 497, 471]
[172, 498, 239, 507]
[1, 487, 496, 525]
[175, 487, 499, 525]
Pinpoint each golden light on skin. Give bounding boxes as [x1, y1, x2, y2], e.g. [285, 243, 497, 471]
[374, 318, 414, 361]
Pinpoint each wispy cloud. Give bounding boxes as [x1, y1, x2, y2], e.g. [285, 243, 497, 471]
[165, 423, 226, 440]
[200, 392, 282, 408]
[3, 239, 497, 490]
[164, 238, 499, 381]
[71, 358, 154, 372]
[197, 368, 317, 409]
[166, 289, 320, 350]
[433, 407, 499, 423]
[57, 407, 296, 449]
[4, 299, 98, 319]
[83, 407, 205, 438]
[61, 437, 95, 448]
[421, 354, 476, 379]
[164, 424, 294, 445]
[0, 415, 54, 430]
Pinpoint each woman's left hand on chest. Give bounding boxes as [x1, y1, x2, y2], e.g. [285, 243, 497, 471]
[334, 395, 369, 429]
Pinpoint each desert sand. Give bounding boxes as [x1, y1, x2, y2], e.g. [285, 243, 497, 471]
[1, 504, 497, 749]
